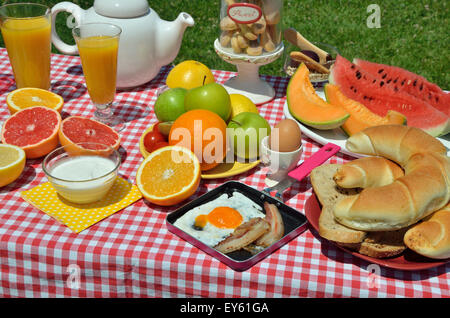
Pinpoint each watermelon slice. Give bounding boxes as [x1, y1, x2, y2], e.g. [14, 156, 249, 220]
[354, 58, 450, 117]
[329, 55, 450, 137]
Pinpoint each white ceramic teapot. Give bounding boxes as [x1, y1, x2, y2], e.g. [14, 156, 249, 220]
[51, 0, 194, 88]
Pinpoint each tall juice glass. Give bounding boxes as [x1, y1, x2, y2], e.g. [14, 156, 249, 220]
[0, 3, 51, 90]
[73, 23, 123, 130]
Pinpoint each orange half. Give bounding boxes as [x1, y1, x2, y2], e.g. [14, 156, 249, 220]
[6, 87, 64, 114]
[136, 146, 201, 206]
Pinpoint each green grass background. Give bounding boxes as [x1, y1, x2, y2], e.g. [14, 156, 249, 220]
[1, 0, 448, 88]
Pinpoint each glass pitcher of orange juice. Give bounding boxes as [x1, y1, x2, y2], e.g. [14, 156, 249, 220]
[0, 3, 52, 90]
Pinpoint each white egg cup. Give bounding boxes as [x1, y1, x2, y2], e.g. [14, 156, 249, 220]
[214, 39, 284, 105]
[260, 136, 303, 187]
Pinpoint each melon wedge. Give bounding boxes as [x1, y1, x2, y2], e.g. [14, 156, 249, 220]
[287, 64, 349, 130]
[325, 84, 407, 136]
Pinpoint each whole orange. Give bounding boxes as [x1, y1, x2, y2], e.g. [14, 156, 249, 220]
[166, 60, 215, 90]
[169, 109, 228, 171]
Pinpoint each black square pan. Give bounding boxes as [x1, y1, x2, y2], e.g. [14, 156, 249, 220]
[166, 181, 308, 271]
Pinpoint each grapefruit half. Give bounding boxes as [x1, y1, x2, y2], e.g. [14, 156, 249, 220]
[1, 106, 61, 159]
[59, 116, 121, 155]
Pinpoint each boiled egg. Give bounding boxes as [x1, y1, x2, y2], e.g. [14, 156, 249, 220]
[173, 192, 265, 247]
[269, 118, 302, 152]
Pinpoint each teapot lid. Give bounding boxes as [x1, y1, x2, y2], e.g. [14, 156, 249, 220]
[94, 0, 149, 18]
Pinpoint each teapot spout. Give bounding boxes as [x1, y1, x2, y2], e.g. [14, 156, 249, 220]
[156, 12, 194, 66]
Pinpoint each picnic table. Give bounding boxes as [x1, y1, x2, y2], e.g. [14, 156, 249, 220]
[0, 47, 448, 298]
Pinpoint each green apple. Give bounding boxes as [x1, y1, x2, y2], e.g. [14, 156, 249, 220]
[227, 112, 271, 159]
[154, 87, 187, 122]
[184, 83, 231, 122]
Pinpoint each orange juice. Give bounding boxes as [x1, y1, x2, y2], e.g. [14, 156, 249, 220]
[1, 16, 51, 89]
[76, 36, 119, 105]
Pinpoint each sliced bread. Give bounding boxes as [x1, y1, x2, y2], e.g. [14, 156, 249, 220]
[310, 164, 366, 243]
[338, 228, 409, 258]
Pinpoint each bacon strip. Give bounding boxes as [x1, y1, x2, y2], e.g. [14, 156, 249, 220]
[255, 202, 285, 247]
[214, 217, 270, 254]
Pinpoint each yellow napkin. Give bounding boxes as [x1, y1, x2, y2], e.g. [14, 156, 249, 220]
[21, 177, 142, 233]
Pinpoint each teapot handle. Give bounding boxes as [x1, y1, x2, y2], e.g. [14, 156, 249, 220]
[51, 2, 84, 55]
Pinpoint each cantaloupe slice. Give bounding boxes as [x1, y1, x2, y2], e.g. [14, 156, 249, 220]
[324, 84, 407, 136]
[287, 63, 350, 130]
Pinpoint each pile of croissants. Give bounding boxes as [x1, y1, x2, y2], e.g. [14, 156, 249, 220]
[330, 125, 450, 259]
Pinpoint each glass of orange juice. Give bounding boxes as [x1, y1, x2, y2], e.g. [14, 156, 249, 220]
[73, 23, 123, 130]
[0, 3, 52, 90]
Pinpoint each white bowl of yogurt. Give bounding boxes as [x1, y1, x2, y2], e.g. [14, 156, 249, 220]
[42, 142, 121, 204]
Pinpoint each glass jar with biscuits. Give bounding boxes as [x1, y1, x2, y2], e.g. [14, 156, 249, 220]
[219, 0, 283, 57]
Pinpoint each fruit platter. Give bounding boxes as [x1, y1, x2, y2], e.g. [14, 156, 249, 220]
[0, 0, 449, 299]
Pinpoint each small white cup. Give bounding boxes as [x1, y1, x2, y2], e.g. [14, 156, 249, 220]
[260, 135, 303, 183]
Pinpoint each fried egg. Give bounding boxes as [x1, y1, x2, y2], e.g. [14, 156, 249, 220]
[173, 192, 265, 247]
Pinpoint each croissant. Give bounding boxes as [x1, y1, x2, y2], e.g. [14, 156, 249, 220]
[333, 125, 450, 231]
[333, 156, 404, 188]
[403, 203, 450, 259]
[346, 125, 447, 166]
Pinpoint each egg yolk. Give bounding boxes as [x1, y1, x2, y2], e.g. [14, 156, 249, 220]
[194, 214, 208, 228]
[194, 206, 243, 229]
[208, 206, 243, 228]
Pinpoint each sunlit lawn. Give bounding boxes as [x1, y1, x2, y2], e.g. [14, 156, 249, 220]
[1, 0, 448, 88]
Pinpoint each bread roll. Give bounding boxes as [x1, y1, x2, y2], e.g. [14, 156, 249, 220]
[404, 203, 450, 259]
[346, 125, 447, 167]
[333, 125, 450, 231]
[334, 151, 450, 231]
[333, 157, 404, 189]
[311, 164, 409, 257]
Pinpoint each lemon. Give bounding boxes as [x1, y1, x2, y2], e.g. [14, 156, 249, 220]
[0, 144, 26, 187]
[229, 94, 258, 118]
[166, 60, 215, 90]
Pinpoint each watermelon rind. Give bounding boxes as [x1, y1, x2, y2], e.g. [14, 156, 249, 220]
[329, 57, 450, 137]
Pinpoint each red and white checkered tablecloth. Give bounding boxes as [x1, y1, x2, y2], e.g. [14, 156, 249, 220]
[0, 47, 448, 298]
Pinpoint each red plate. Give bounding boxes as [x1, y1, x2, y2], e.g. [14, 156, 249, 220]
[305, 193, 449, 271]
